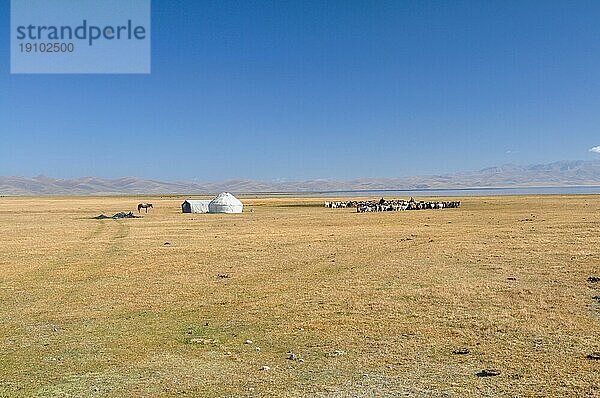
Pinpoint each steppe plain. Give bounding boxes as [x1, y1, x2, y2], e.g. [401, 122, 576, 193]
[0, 195, 599, 397]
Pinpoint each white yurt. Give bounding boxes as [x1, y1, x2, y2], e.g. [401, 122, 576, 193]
[208, 192, 243, 213]
[181, 200, 211, 213]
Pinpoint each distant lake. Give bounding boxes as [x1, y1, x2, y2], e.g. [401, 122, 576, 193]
[280, 186, 600, 197]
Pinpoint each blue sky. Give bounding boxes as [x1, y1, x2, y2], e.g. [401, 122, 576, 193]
[1, 0, 600, 181]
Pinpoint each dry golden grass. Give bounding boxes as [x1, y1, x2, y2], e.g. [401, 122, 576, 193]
[0, 195, 599, 397]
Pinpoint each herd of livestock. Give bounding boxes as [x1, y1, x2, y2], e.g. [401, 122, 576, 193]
[324, 198, 461, 212]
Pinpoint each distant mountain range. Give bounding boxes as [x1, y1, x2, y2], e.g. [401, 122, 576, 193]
[1, 160, 600, 196]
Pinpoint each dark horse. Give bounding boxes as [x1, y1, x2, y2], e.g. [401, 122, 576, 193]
[137, 203, 153, 213]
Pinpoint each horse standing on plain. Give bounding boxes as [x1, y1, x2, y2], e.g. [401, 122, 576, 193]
[138, 203, 153, 213]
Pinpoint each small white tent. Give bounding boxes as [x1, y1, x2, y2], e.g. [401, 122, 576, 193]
[208, 192, 243, 213]
[182, 200, 211, 213]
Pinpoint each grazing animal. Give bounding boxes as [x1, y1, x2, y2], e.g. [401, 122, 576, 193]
[137, 203, 153, 213]
[332, 198, 461, 213]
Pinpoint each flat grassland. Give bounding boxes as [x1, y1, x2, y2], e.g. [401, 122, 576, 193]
[0, 195, 599, 397]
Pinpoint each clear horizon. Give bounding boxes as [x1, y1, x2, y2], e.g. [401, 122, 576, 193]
[2, 1, 600, 180]
[3, 158, 599, 182]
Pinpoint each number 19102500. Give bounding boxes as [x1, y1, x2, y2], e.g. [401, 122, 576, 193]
[19, 42, 75, 53]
